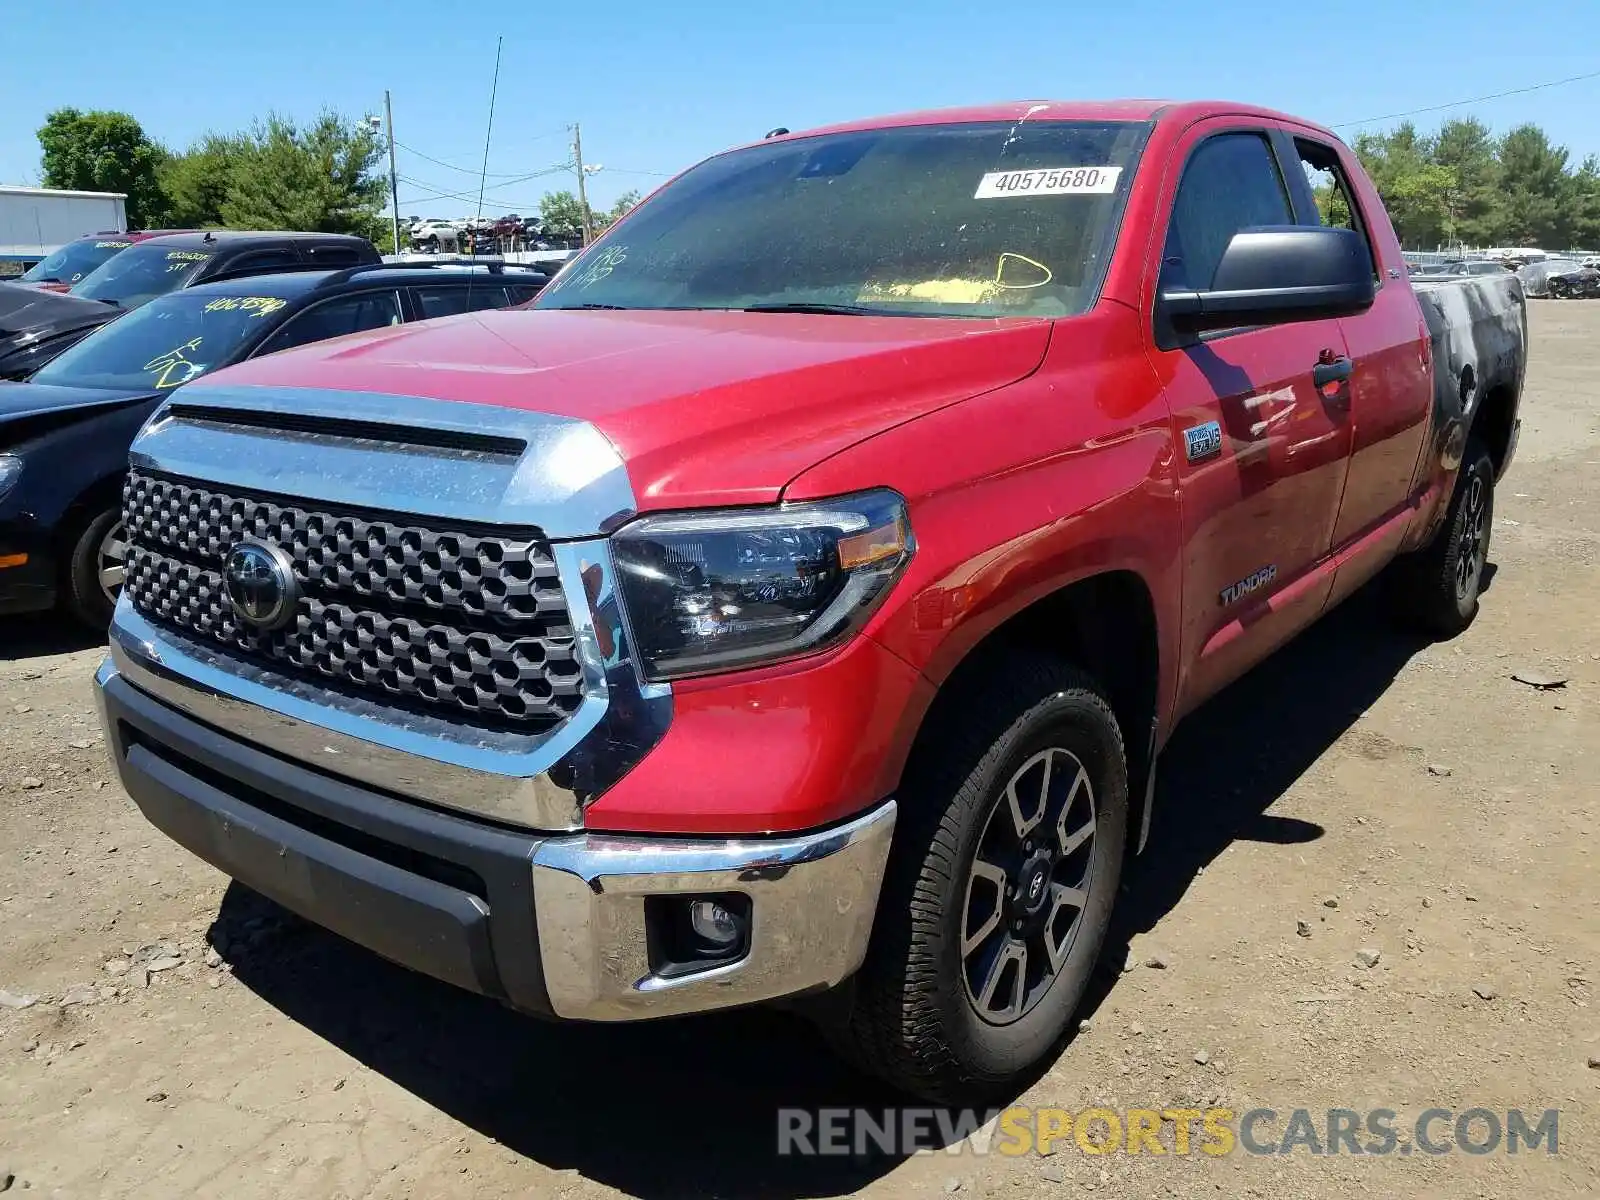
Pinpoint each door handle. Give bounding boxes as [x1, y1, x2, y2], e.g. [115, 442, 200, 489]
[1313, 355, 1353, 388]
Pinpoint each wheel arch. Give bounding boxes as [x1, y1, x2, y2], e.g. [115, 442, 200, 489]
[897, 568, 1163, 856]
[1470, 380, 1518, 479]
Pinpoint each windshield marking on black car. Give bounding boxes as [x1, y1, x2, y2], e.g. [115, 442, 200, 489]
[203, 296, 288, 318]
[143, 338, 206, 388]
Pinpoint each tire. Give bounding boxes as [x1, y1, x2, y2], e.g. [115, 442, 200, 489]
[1388, 441, 1494, 638]
[832, 654, 1128, 1102]
[63, 504, 126, 630]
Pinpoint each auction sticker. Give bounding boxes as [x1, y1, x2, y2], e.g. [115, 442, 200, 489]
[975, 166, 1122, 199]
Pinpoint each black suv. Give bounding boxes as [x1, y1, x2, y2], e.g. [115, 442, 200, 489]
[0, 261, 548, 626]
[69, 231, 381, 310]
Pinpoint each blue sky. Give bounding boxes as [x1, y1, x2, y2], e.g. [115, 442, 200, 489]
[5, 0, 1598, 218]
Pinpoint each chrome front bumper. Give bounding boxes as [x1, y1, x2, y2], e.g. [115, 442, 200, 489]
[531, 804, 896, 1019]
[98, 659, 895, 1020]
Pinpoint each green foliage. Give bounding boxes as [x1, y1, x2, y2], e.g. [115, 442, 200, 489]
[37, 108, 168, 228]
[602, 189, 643, 229]
[159, 133, 247, 228]
[1349, 118, 1599, 250]
[538, 190, 587, 238]
[218, 112, 388, 236]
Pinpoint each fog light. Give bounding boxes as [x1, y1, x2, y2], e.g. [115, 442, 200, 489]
[646, 893, 752, 976]
[688, 899, 741, 949]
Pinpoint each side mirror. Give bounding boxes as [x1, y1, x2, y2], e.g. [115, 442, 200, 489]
[1161, 226, 1376, 334]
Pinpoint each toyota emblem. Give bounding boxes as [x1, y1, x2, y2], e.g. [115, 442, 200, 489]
[223, 541, 298, 631]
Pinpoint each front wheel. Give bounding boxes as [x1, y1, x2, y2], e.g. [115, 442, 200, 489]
[64, 505, 126, 629]
[833, 655, 1128, 1102]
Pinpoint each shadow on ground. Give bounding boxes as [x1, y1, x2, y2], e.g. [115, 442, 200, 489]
[0, 613, 101, 661]
[222, 580, 1437, 1198]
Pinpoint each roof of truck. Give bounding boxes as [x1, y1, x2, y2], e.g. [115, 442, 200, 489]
[774, 100, 1341, 143]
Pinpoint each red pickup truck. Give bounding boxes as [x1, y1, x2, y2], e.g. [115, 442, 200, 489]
[96, 100, 1524, 1101]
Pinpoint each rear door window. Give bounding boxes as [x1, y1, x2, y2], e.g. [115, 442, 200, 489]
[1294, 139, 1378, 277]
[224, 248, 301, 276]
[414, 284, 512, 317]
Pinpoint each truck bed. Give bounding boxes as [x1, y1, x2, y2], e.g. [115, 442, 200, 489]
[1412, 274, 1526, 466]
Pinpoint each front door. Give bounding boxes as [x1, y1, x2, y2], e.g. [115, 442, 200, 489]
[1145, 124, 1355, 715]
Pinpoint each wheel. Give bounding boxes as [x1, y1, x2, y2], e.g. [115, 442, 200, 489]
[1388, 441, 1494, 638]
[64, 505, 126, 629]
[832, 655, 1128, 1101]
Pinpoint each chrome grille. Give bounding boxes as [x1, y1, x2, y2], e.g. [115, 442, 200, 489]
[121, 471, 583, 729]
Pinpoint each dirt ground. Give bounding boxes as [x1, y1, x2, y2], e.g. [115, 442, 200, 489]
[1, 302, 1597, 1199]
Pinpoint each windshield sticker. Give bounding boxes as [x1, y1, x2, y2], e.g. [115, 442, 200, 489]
[143, 338, 206, 389]
[974, 166, 1122, 199]
[95, 240, 133, 249]
[203, 296, 287, 318]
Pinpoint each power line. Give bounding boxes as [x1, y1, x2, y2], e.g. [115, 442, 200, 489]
[397, 175, 548, 211]
[1334, 67, 1600, 128]
[394, 131, 568, 178]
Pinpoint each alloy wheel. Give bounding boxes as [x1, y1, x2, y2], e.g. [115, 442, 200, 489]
[961, 746, 1098, 1025]
[1455, 472, 1487, 600]
[97, 520, 128, 606]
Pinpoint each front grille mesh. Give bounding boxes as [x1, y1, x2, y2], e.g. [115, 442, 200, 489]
[121, 471, 584, 729]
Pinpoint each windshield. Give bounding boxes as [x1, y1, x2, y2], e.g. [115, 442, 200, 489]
[537, 120, 1148, 319]
[71, 243, 215, 307]
[20, 238, 133, 285]
[31, 290, 289, 391]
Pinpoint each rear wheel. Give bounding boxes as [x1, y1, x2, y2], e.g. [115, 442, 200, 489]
[64, 505, 126, 629]
[832, 655, 1127, 1101]
[1389, 441, 1494, 638]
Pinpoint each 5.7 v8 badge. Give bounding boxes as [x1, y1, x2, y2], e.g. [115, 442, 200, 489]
[1184, 421, 1223, 462]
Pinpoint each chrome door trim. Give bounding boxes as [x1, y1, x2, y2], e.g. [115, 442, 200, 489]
[106, 538, 671, 831]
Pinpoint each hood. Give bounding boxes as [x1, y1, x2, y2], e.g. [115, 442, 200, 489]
[0, 380, 156, 426]
[201, 308, 1053, 507]
[0, 281, 117, 348]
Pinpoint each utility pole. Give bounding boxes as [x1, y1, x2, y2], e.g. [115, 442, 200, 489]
[572, 122, 593, 245]
[384, 90, 401, 255]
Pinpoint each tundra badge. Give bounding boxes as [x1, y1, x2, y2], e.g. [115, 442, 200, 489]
[1220, 564, 1278, 607]
[1184, 421, 1223, 462]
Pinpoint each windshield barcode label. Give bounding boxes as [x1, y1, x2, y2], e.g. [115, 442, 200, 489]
[974, 166, 1123, 199]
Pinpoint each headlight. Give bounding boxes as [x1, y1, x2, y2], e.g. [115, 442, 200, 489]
[611, 489, 913, 681]
[0, 455, 21, 502]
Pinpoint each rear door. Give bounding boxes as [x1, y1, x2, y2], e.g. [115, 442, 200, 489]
[1146, 121, 1355, 714]
[1285, 134, 1432, 581]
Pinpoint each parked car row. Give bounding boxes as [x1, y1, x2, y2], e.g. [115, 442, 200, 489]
[1516, 257, 1600, 298]
[404, 214, 583, 255]
[0, 258, 547, 625]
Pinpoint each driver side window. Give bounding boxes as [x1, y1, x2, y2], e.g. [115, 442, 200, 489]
[1162, 132, 1294, 292]
[255, 291, 403, 356]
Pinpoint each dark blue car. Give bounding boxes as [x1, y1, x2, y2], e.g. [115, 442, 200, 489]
[0, 261, 547, 626]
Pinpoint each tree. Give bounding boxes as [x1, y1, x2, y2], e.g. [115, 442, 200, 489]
[538, 190, 588, 238]
[599, 189, 642, 230]
[37, 108, 168, 228]
[1352, 125, 1456, 249]
[159, 133, 247, 228]
[219, 112, 387, 236]
[1496, 124, 1572, 246]
[1431, 118, 1501, 246]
